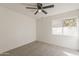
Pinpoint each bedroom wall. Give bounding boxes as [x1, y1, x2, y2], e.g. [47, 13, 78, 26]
[37, 9, 79, 50]
[0, 6, 36, 53]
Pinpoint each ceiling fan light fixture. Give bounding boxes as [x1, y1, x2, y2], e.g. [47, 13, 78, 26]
[38, 9, 41, 12]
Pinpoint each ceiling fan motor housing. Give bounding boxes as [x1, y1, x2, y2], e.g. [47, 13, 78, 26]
[37, 3, 42, 9]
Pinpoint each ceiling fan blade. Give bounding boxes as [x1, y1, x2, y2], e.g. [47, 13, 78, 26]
[42, 10, 47, 14]
[26, 7, 37, 9]
[34, 10, 38, 15]
[43, 5, 54, 9]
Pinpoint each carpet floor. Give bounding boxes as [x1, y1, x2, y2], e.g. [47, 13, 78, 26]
[0, 41, 79, 56]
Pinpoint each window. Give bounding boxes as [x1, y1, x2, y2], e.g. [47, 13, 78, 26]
[52, 17, 78, 37]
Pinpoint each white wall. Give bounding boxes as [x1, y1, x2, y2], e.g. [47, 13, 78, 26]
[0, 6, 36, 53]
[37, 9, 79, 50]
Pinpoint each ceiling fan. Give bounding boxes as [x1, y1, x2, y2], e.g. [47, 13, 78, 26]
[26, 3, 54, 15]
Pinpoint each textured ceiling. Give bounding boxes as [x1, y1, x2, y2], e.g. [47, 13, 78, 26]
[0, 3, 79, 19]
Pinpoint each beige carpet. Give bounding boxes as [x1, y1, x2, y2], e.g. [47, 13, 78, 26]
[0, 41, 79, 56]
